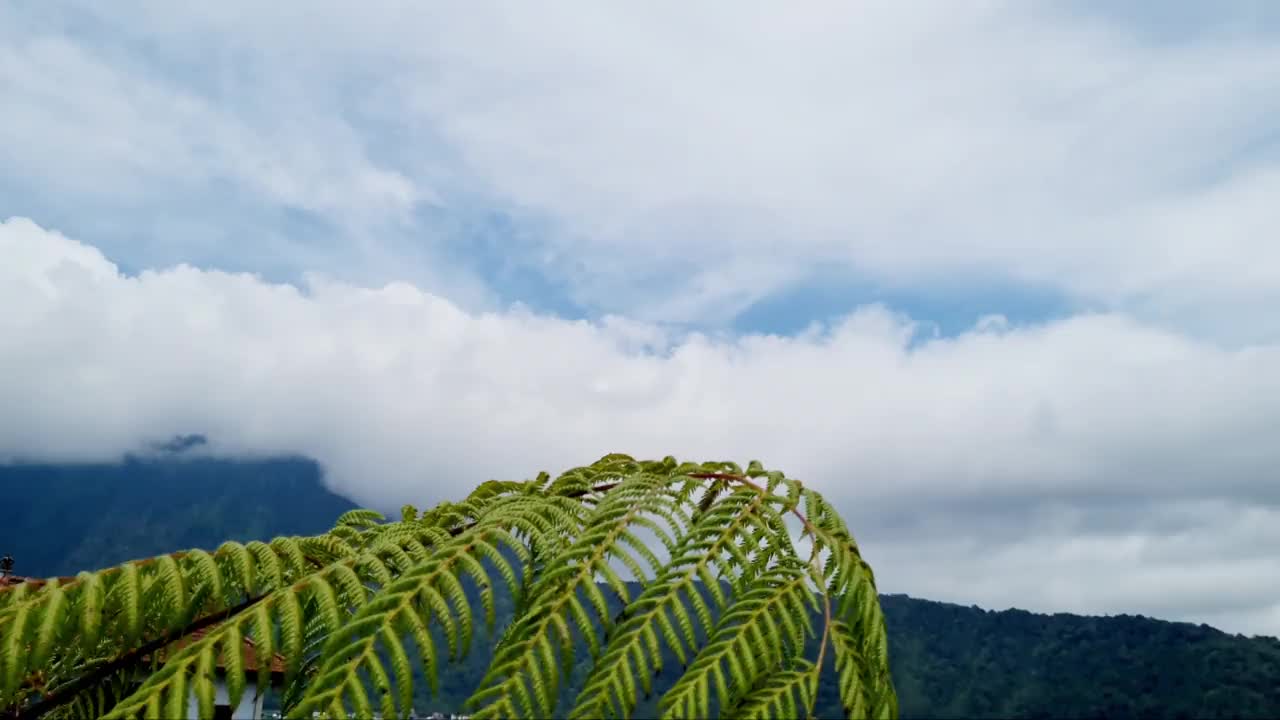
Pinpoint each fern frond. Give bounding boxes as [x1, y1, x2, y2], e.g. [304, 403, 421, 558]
[724, 660, 817, 720]
[4, 455, 896, 720]
[658, 561, 813, 719]
[570, 484, 782, 719]
[289, 519, 527, 719]
[335, 508, 386, 529]
[469, 469, 682, 720]
[95, 516, 453, 718]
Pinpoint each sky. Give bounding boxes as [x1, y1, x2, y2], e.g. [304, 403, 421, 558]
[2, 1, 1280, 637]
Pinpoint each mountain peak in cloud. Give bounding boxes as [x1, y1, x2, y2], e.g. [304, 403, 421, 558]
[150, 433, 209, 455]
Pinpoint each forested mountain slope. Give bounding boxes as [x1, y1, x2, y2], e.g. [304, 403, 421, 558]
[878, 593, 1280, 718]
[0, 453, 356, 577]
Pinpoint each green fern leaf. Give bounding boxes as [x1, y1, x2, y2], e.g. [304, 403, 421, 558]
[194, 645, 216, 720]
[222, 623, 247, 712]
[5, 455, 896, 720]
[30, 583, 68, 671]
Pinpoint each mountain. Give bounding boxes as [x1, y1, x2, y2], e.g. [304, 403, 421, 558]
[0, 453, 356, 577]
[3, 455, 1278, 718]
[878, 594, 1280, 719]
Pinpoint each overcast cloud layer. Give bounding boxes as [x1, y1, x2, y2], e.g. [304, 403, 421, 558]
[2, 2, 1279, 637]
[5, 1, 1280, 335]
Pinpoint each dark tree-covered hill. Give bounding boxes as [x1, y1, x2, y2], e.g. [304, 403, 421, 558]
[877, 593, 1280, 719]
[0, 453, 356, 577]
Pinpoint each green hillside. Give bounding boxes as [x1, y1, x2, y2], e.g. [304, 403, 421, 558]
[0, 453, 357, 576]
[879, 594, 1280, 719]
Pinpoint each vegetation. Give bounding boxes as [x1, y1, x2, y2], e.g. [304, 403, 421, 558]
[0, 454, 896, 719]
[5, 453, 1280, 718]
[877, 594, 1280, 719]
[385, 588, 1280, 719]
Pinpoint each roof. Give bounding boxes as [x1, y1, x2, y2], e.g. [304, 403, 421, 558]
[0, 574, 73, 590]
[163, 626, 289, 677]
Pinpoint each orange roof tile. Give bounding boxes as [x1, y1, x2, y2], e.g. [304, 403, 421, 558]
[165, 627, 289, 677]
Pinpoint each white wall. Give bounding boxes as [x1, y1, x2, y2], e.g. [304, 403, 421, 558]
[185, 677, 262, 720]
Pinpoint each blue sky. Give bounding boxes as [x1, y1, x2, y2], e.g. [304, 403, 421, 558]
[3, 2, 1280, 636]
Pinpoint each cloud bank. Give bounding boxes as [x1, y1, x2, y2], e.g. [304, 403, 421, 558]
[4, 217, 1278, 636]
[3, 2, 1280, 336]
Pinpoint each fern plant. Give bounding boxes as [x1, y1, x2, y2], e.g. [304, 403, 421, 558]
[0, 455, 896, 719]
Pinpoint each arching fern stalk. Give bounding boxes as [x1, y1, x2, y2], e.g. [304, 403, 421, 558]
[0, 455, 896, 719]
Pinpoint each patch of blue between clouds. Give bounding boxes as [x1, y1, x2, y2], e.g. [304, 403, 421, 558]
[1065, 0, 1280, 42]
[732, 272, 1077, 341]
[0, 173, 337, 286]
[5, 159, 1075, 344]
[417, 204, 592, 321]
[1188, 130, 1280, 195]
[415, 199, 1079, 341]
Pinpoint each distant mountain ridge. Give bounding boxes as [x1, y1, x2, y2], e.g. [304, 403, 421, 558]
[0, 454, 356, 577]
[2, 455, 1278, 718]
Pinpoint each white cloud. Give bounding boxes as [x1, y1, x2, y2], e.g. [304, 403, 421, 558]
[0, 31, 418, 224]
[875, 499, 1280, 628]
[4, 217, 1279, 636]
[4, 2, 1280, 333]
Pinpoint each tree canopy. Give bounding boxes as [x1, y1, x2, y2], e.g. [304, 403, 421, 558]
[0, 454, 896, 719]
